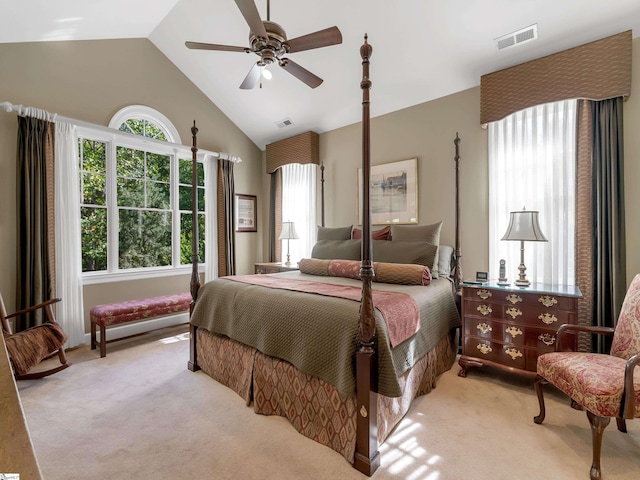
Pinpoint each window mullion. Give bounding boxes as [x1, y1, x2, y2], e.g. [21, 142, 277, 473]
[106, 137, 119, 273]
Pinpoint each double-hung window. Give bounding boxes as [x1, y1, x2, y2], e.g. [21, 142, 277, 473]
[488, 100, 577, 285]
[78, 107, 204, 281]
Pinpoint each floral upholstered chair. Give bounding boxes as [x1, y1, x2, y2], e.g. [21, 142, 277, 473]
[533, 274, 640, 480]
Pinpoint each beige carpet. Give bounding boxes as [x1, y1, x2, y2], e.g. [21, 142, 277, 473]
[17, 325, 640, 480]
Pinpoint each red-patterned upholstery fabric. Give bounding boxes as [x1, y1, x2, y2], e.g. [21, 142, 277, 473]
[327, 259, 362, 280]
[537, 274, 640, 418]
[610, 274, 640, 360]
[537, 352, 640, 417]
[4, 323, 67, 376]
[90, 292, 192, 327]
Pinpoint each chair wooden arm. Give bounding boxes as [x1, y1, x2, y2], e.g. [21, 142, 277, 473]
[554, 324, 615, 352]
[622, 353, 640, 419]
[5, 298, 61, 320]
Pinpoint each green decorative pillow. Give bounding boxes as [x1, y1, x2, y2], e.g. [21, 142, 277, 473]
[372, 240, 438, 273]
[316, 225, 353, 241]
[311, 240, 360, 260]
[390, 221, 442, 244]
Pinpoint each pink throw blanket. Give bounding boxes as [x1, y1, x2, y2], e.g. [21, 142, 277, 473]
[224, 275, 420, 347]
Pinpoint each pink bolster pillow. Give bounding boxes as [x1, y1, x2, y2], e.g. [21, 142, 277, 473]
[298, 258, 431, 286]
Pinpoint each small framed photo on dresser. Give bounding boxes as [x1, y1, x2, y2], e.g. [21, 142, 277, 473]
[235, 194, 257, 232]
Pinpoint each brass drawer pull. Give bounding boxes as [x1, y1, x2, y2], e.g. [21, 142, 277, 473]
[505, 347, 523, 360]
[538, 333, 556, 346]
[538, 313, 558, 325]
[505, 294, 522, 304]
[477, 322, 492, 334]
[477, 305, 492, 316]
[477, 289, 492, 300]
[506, 307, 522, 319]
[477, 343, 492, 355]
[505, 325, 523, 337]
[538, 295, 558, 308]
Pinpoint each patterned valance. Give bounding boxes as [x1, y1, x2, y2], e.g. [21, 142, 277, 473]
[480, 30, 632, 125]
[265, 131, 319, 173]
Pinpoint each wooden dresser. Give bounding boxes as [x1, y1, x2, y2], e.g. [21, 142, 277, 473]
[458, 282, 582, 377]
[254, 262, 299, 274]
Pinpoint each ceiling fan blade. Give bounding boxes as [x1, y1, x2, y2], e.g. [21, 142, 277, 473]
[234, 0, 268, 38]
[279, 58, 323, 88]
[185, 41, 248, 53]
[286, 26, 342, 53]
[240, 63, 262, 90]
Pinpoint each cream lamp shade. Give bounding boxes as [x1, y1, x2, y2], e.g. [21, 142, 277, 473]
[501, 210, 547, 287]
[279, 221, 299, 265]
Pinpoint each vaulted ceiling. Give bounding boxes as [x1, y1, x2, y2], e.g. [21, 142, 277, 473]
[2, 0, 639, 149]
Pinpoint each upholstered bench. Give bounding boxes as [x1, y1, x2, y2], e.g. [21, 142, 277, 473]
[90, 292, 192, 357]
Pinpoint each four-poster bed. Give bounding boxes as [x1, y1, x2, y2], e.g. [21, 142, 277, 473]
[187, 36, 462, 476]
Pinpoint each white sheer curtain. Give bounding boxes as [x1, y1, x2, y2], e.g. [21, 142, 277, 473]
[488, 100, 577, 285]
[203, 154, 218, 283]
[54, 121, 85, 347]
[281, 163, 317, 263]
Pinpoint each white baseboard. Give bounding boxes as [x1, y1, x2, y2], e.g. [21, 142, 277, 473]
[83, 312, 189, 345]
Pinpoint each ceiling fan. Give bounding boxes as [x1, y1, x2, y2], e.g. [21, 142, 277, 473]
[185, 0, 342, 89]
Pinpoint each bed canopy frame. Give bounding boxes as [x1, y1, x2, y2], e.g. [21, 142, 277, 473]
[187, 35, 462, 476]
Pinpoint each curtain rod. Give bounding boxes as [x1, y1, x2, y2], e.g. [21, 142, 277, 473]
[1, 101, 242, 163]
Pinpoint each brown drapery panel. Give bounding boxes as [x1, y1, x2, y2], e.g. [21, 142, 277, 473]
[16, 117, 55, 330]
[575, 100, 594, 352]
[480, 30, 631, 125]
[592, 97, 626, 352]
[265, 131, 319, 174]
[269, 169, 283, 262]
[217, 160, 236, 276]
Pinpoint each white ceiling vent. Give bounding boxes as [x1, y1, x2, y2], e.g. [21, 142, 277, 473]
[275, 118, 294, 129]
[495, 24, 538, 51]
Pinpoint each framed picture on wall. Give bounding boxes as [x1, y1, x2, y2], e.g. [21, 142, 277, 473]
[358, 157, 418, 225]
[235, 194, 257, 232]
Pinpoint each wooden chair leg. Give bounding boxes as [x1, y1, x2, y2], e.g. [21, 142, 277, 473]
[533, 374, 547, 424]
[100, 325, 106, 358]
[616, 417, 627, 433]
[57, 346, 68, 365]
[586, 411, 610, 480]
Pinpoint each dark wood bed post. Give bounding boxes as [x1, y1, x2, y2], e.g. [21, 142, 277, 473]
[452, 132, 463, 293]
[354, 34, 380, 476]
[188, 120, 201, 372]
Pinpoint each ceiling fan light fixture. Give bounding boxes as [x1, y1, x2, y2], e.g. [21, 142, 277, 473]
[261, 67, 272, 80]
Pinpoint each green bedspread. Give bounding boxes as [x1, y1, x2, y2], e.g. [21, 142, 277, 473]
[190, 271, 460, 397]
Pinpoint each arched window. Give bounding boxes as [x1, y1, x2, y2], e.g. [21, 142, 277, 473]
[108, 105, 181, 144]
[77, 105, 204, 280]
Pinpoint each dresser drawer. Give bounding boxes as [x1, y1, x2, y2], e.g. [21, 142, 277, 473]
[463, 300, 574, 327]
[462, 337, 529, 371]
[465, 288, 577, 311]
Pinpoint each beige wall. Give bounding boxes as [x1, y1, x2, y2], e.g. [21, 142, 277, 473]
[319, 86, 488, 278]
[317, 37, 640, 286]
[0, 38, 263, 325]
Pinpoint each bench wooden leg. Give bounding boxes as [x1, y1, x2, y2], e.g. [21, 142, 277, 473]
[100, 325, 106, 358]
[91, 322, 97, 350]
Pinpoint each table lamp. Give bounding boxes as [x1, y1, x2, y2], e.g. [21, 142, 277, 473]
[501, 209, 547, 287]
[279, 221, 299, 266]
